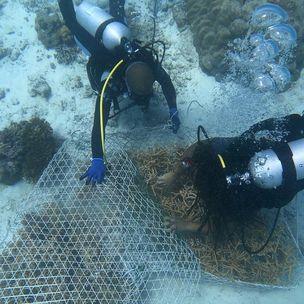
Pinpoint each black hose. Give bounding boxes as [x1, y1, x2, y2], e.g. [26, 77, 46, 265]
[143, 45, 159, 63]
[143, 40, 166, 65]
[155, 40, 166, 64]
[147, 0, 166, 64]
[197, 125, 210, 143]
[241, 208, 281, 254]
[152, 0, 158, 46]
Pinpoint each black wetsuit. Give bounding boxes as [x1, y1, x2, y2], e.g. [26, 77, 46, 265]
[58, 0, 177, 158]
[192, 114, 304, 217]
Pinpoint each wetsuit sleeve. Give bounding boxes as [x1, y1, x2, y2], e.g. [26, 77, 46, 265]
[244, 114, 303, 138]
[109, 0, 126, 22]
[155, 65, 177, 109]
[91, 88, 117, 158]
[58, 0, 100, 55]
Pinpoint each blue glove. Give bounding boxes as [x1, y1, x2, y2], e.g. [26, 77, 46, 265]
[80, 158, 106, 185]
[169, 107, 180, 134]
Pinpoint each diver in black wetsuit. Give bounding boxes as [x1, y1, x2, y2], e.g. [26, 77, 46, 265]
[158, 113, 304, 253]
[58, 0, 180, 185]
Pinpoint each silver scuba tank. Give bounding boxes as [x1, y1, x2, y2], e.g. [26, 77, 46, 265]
[248, 138, 304, 189]
[75, 1, 131, 51]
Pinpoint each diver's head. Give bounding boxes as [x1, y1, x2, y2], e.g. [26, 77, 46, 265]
[125, 61, 154, 100]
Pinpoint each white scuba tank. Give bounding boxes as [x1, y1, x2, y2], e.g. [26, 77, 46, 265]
[75, 1, 131, 51]
[248, 138, 304, 189]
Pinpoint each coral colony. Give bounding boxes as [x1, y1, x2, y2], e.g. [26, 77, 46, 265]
[0, 118, 58, 185]
[185, 0, 304, 85]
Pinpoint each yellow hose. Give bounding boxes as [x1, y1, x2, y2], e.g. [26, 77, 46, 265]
[217, 154, 226, 169]
[99, 59, 124, 160]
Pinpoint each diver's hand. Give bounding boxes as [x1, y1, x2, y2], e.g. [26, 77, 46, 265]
[80, 158, 106, 185]
[156, 172, 175, 187]
[169, 107, 180, 134]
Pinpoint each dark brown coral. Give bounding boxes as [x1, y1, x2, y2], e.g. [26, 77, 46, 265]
[0, 118, 58, 184]
[35, 7, 74, 49]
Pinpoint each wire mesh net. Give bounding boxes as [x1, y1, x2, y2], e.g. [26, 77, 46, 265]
[1, 127, 304, 304]
[128, 134, 304, 289]
[0, 131, 201, 304]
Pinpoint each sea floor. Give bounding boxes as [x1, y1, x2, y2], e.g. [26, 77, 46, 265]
[0, 0, 304, 303]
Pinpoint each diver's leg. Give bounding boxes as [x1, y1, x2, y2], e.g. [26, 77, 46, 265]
[241, 114, 303, 141]
[109, 0, 126, 22]
[58, 0, 101, 55]
[58, 0, 77, 30]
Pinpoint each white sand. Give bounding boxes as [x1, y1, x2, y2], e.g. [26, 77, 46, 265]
[0, 0, 304, 303]
[150, 278, 304, 304]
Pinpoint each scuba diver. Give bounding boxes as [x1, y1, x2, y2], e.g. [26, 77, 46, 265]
[58, 0, 180, 185]
[158, 113, 304, 253]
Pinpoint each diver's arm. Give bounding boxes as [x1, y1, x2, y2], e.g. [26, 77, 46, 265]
[91, 90, 115, 158]
[243, 114, 303, 137]
[155, 66, 177, 109]
[109, 0, 126, 22]
[157, 143, 198, 190]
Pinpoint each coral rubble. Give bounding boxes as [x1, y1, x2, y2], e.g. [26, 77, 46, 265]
[54, 46, 79, 65]
[28, 76, 52, 99]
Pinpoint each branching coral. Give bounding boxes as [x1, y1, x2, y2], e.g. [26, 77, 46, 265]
[0, 118, 58, 185]
[132, 147, 299, 286]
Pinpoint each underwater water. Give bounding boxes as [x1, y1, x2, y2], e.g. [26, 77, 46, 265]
[0, 0, 304, 303]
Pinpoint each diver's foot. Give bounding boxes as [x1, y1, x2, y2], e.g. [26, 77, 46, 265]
[164, 216, 201, 234]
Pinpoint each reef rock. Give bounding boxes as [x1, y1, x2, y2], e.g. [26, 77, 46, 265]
[0, 41, 11, 60]
[0, 88, 5, 100]
[35, 7, 73, 49]
[74, 0, 108, 8]
[172, 2, 188, 30]
[0, 118, 58, 185]
[0, 0, 7, 10]
[28, 76, 52, 99]
[0, 48, 9, 60]
[185, 0, 304, 80]
[21, 0, 57, 13]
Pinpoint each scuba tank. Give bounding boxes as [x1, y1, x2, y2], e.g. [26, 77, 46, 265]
[75, 1, 132, 52]
[226, 138, 304, 189]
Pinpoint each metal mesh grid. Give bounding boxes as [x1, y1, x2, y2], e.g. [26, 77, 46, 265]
[1, 127, 304, 304]
[283, 193, 304, 258]
[0, 132, 201, 304]
[118, 127, 304, 289]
